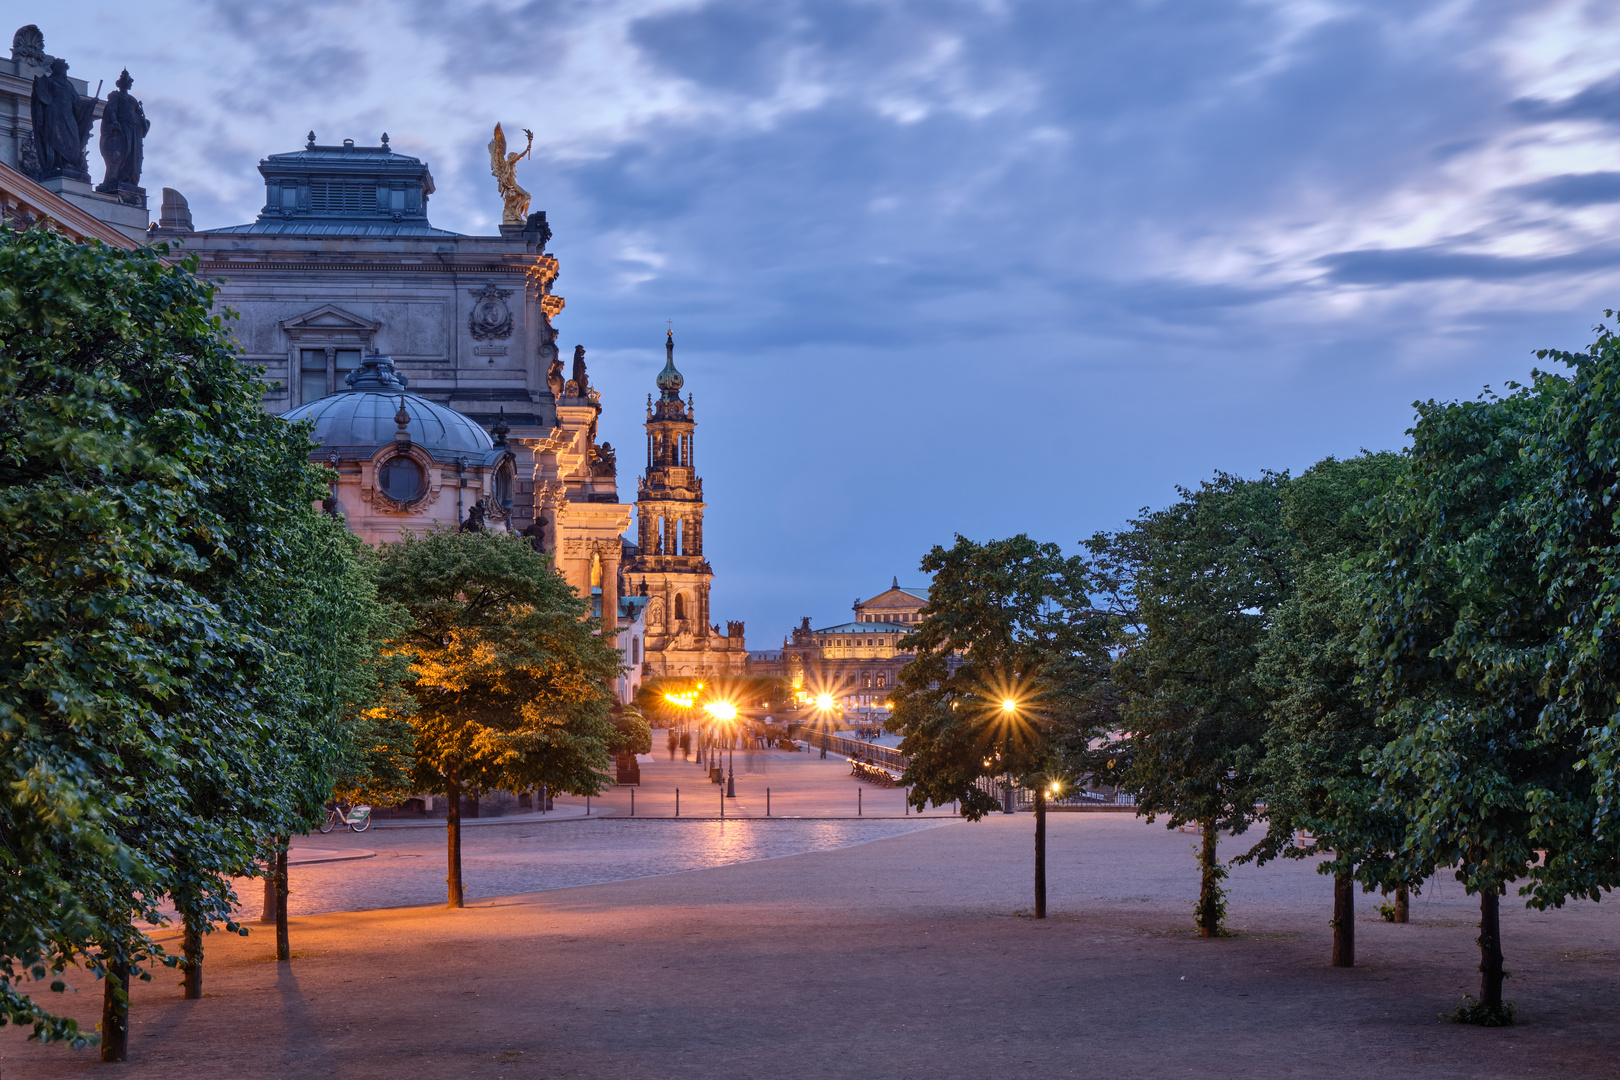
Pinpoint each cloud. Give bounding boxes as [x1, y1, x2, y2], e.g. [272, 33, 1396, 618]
[1512, 171, 1620, 206]
[1512, 72, 1620, 125]
[29, 0, 1620, 639]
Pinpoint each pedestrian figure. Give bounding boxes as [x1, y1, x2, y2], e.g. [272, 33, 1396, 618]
[820, 733, 829, 760]
[667, 727, 678, 761]
[679, 730, 691, 759]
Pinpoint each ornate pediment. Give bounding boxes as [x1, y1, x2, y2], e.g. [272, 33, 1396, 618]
[280, 304, 382, 339]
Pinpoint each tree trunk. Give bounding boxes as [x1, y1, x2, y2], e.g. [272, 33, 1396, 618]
[1479, 888, 1504, 1010]
[446, 770, 464, 908]
[1196, 820, 1221, 937]
[1332, 870, 1355, 967]
[275, 843, 290, 962]
[1033, 786, 1047, 919]
[1395, 884, 1409, 924]
[182, 911, 203, 999]
[99, 953, 129, 1062]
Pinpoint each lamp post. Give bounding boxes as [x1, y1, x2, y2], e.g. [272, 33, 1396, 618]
[706, 700, 739, 797]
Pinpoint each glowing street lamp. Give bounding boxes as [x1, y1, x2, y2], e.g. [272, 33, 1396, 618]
[706, 699, 739, 797]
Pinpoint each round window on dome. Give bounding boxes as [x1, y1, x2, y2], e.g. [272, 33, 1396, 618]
[379, 456, 424, 502]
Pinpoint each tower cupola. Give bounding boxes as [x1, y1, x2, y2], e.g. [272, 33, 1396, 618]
[655, 329, 684, 398]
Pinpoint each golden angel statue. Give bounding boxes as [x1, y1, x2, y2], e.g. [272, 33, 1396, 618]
[488, 122, 534, 225]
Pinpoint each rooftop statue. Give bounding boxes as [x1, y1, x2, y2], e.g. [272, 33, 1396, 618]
[571, 344, 589, 398]
[97, 68, 149, 195]
[487, 122, 533, 225]
[30, 57, 96, 182]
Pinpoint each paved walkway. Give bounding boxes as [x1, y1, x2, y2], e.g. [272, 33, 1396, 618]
[558, 732, 963, 819]
[8, 814, 1619, 1079]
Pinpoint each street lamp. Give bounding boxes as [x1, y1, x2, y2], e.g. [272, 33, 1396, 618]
[706, 700, 739, 797]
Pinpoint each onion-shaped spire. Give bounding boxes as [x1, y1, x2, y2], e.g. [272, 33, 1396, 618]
[655, 329, 684, 399]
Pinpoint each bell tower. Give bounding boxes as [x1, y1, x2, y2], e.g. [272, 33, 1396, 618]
[623, 331, 745, 676]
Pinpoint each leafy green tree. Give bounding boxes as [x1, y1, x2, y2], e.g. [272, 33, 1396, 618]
[888, 534, 1111, 918]
[1243, 453, 1407, 966]
[1091, 473, 1290, 936]
[1361, 320, 1620, 1021]
[0, 228, 384, 1052]
[372, 529, 622, 907]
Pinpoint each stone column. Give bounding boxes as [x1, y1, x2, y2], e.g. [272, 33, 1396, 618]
[600, 546, 620, 636]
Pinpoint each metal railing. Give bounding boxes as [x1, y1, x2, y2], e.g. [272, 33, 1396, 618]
[801, 732, 909, 772]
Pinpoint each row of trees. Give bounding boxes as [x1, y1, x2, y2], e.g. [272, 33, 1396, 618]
[890, 312, 1620, 1024]
[0, 229, 634, 1056]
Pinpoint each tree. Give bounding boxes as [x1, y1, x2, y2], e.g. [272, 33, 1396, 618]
[888, 535, 1111, 918]
[1361, 319, 1620, 1022]
[1243, 453, 1408, 967]
[372, 529, 622, 907]
[1091, 473, 1290, 937]
[0, 228, 384, 1051]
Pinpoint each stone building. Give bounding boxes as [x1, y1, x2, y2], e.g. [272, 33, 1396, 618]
[619, 332, 748, 678]
[754, 580, 942, 715]
[164, 131, 637, 625]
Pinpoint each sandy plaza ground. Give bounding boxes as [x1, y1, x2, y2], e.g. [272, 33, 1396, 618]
[5, 791, 1619, 1079]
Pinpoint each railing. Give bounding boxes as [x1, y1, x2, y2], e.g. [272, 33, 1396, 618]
[801, 732, 910, 772]
[798, 730, 1134, 808]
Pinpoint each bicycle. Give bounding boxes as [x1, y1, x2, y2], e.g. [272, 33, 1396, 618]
[318, 803, 373, 833]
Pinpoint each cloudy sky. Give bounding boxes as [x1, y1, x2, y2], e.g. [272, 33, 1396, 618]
[23, 1, 1620, 642]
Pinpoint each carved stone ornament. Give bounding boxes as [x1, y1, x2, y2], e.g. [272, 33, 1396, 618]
[468, 284, 514, 341]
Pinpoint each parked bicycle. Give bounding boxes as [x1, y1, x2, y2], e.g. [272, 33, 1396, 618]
[318, 803, 373, 833]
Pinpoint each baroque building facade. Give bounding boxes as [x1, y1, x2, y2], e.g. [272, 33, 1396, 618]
[753, 581, 943, 715]
[163, 131, 638, 625]
[619, 333, 747, 678]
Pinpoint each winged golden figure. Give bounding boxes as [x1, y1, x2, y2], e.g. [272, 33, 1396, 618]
[488, 122, 534, 225]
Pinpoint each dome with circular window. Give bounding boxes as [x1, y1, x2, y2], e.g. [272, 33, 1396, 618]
[281, 356, 495, 457]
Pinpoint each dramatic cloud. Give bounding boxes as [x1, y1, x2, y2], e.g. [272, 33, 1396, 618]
[21, 0, 1620, 639]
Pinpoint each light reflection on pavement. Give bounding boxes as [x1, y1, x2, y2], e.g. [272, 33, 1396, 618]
[252, 818, 953, 917]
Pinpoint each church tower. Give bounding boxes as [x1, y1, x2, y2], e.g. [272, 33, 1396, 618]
[623, 331, 746, 677]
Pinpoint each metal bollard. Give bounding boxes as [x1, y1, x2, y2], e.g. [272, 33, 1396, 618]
[630, 789, 635, 817]
[720, 786, 725, 819]
[767, 788, 771, 817]
[676, 788, 680, 818]
[858, 787, 862, 817]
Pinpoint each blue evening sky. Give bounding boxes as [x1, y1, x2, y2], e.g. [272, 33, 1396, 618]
[23, 1, 1620, 645]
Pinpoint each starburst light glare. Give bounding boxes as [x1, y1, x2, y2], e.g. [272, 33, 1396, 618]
[705, 701, 738, 721]
[815, 693, 835, 710]
[1002, 699, 1018, 713]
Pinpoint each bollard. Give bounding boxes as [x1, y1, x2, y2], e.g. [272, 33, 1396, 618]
[905, 788, 909, 816]
[767, 788, 771, 817]
[676, 788, 680, 818]
[586, 794, 590, 815]
[630, 788, 635, 817]
[858, 787, 862, 817]
[720, 786, 725, 819]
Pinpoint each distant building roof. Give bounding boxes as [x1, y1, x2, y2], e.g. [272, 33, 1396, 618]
[815, 621, 909, 634]
[209, 135, 459, 237]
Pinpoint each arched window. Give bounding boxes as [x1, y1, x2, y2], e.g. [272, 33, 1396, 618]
[591, 552, 602, 588]
[876, 672, 886, 688]
[494, 460, 514, 510]
[861, 673, 871, 689]
[675, 593, 686, 620]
